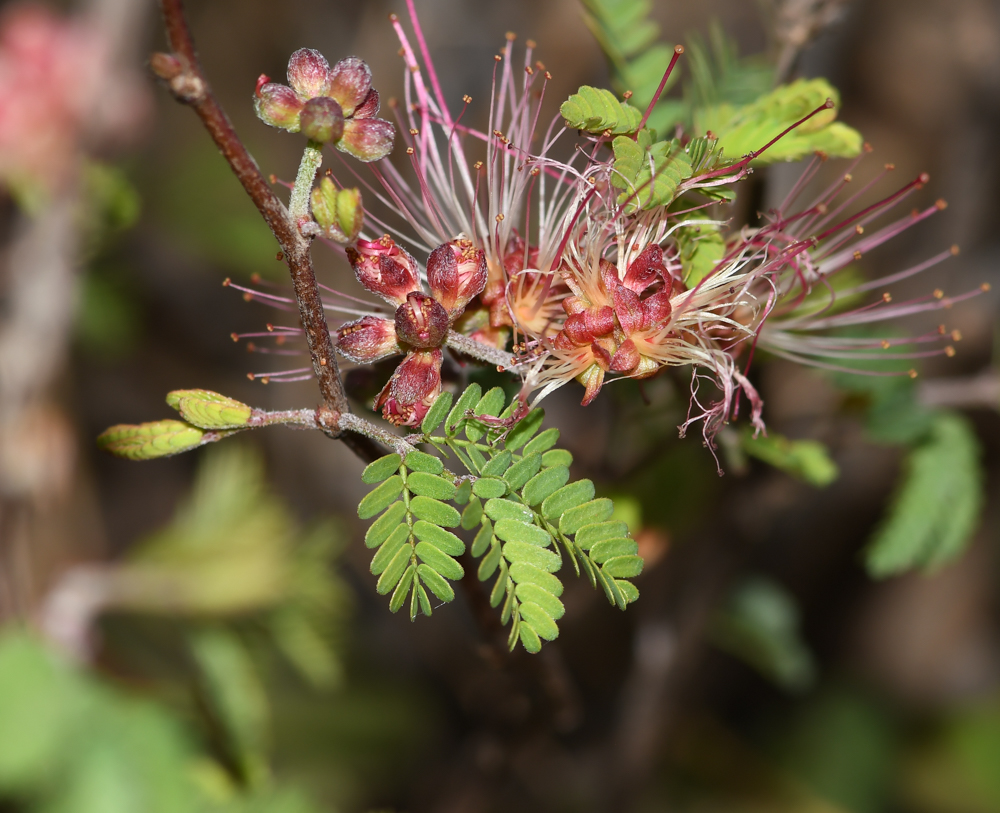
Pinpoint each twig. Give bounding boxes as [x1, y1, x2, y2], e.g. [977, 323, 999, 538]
[153, 0, 349, 436]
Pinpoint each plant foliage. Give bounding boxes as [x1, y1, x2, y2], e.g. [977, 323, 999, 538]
[358, 385, 643, 652]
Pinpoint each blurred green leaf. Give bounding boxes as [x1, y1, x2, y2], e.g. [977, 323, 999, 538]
[166, 390, 253, 430]
[742, 431, 839, 487]
[97, 420, 214, 460]
[560, 86, 642, 134]
[711, 577, 815, 691]
[866, 411, 983, 577]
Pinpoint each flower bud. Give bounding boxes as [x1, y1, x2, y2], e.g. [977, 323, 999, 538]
[613, 285, 643, 335]
[346, 237, 420, 305]
[335, 315, 401, 363]
[338, 117, 395, 162]
[562, 306, 615, 346]
[609, 338, 640, 372]
[394, 292, 450, 348]
[375, 349, 443, 426]
[287, 48, 331, 98]
[327, 56, 372, 115]
[311, 179, 363, 243]
[427, 239, 488, 317]
[299, 97, 344, 144]
[623, 245, 666, 294]
[254, 82, 304, 131]
[640, 290, 672, 328]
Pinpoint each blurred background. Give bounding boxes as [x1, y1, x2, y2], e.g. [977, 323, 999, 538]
[1, 0, 1000, 811]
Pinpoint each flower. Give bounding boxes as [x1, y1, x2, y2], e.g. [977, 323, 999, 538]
[255, 49, 395, 161]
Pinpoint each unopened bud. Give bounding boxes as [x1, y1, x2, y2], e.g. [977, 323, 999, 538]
[346, 237, 420, 305]
[327, 56, 373, 115]
[300, 97, 344, 143]
[287, 48, 331, 97]
[427, 239, 488, 317]
[394, 292, 450, 348]
[623, 245, 666, 294]
[311, 179, 362, 243]
[335, 315, 401, 363]
[255, 83, 304, 131]
[375, 349, 443, 426]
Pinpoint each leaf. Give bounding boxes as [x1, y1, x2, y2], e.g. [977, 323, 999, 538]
[504, 452, 543, 492]
[96, 420, 210, 460]
[616, 580, 640, 604]
[473, 477, 508, 499]
[494, 519, 552, 548]
[710, 576, 815, 691]
[524, 427, 560, 456]
[461, 496, 483, 530]
[743, 431, 840, 487]
[413, 520, 465, 556]
[518, 623, 542, 653]
[445, 383, 482, 436]
[505, 408, 545, 451]
[420, 390, 453, 434]
[518, 602, 560, 641]
[471, 520, 493, 558]
[590, 538, 639, 564]
[508, 562, 564, 597]
[484, 498, 534, 523]
[357, 475, 404, 519]
[522, 465, 571, 506]
[389, 564, 415, 612]
[560, 85, 643, 134]
[541, 479, 596, 520]
[698, 78, 863, 166]
[478, 540, 503, 581]
[403, 450, 444, 475]
[166, 389, 252, 430]
[406, 471, 457, 500]
[560, 498, 615, 535]
[364, 501, 407, 549]
[676, 223, 726, 286]
[502, 540, 562, 573]
[575, 520, 631, 549]
[481, 450, 513, 478]
[408, 496, 461, 527]
[417, 564, 455, 602]
[467, 387, 507, 441]
[612, 130, 693, 212]
[866, 412, 983, 577]
[370, 523, 410, 575]
[361, 453, 402, 484]
[542, 449, 574, 468]
[602, 555, 644, 578]
[189, 628, 269, 782]
[376, 543, 412, 594]
[515, 584, 566, 620]
[414, 542, 464, 581]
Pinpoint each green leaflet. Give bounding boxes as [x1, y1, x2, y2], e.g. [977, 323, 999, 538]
[611, 130, 693, 212]
[356, 383, 644, 651]
[166, 389, 253, 430]
[742, 431, 839, 488]
[96, 419, 210, 460]
[420, 390, 453, 434]
[676, 223, 726, 286]
[560, 85, 643, 134]
[865, 411, 983, 577]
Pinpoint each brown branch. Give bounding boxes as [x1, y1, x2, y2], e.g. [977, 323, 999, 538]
[153, 0, 350, 438]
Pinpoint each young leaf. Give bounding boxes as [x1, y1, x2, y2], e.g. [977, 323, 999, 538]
[560, 85, 642, 134]
[406, 472, 457, 500]
[542, 449, 574, 468]
[404, 450, 444, 475]
[524, 427, 560, 456]
[420, 390, 453, 434]
[370, 524, 410, 575]
[484, 498, 534, 524]
[376, 544, 412, 595]
[590, 538, 639, 564]
[364, 501, 407, 548]
[361, 453, 402, 484]
[418, 564, 455, 603]
[413, 520, 465, 556]
[97, 420, 210, 460]
[481, 450, 513, 478]
[515, 584, 566, 620]
[602, 555, 644, 579]
[865, 412, 983, 577]
[167, 389, 253, 430]
[461, 496, 483, 530]
[522, 466, 571, 506]
[518, 602, 560, 641]
[541, 479, 596, 520]
[505, 408, 545, 451]
[612, 130, 693, 212]
[508, 562, 564, 597]
[357, 475, 404, 519]
[478, 540, 503, 581]
[743, 431, 839, 487]
[445, 383, 482, 436]
[473, 477, 508, 499]
[560, 498, 615, 535]
[471, 521, 493, 558]
[408, 496, 461, 527]
[502, 541, 562, 573]
[414, 542, 464, 581]
[494, 519, 552, 548]
[503, 452, 543, 492]
[576, 521, 630, 549]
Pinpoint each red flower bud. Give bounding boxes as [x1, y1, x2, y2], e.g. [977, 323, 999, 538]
[610, 338, 640, 372]
[579, 363, 606, 406]
[254, 82, 304, 130]
[640, 290, 672, 329]
[335, 315, 401, 363]
[346, 237, 420, 305]
[287, 48, 331, 98]
[375, 349, 443, 426]
[353, 87, 381, 119]
[613, 285, 644, 335]
[299, 97, 344, 144]
[339, 117, 395, 162]
[327, 57, 373, 115]
[427, 239, 488, 317]
[394, 292, 450, 349]
[623, 245, 666, 294]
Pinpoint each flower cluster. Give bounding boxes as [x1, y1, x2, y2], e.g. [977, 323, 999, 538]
[335, 235, 487, 425]
[255, 48, 394, 161]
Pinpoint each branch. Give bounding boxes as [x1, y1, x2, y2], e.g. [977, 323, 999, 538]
[152, 0, 349, 435]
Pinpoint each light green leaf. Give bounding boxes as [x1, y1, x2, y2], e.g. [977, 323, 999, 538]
[505, 408, 545, 451]
[481, 450, 512, 478]
[515, 584, 566, 620]
[417, 564, 455, 603]
[542, 449, 574, 468]
[97, 420, 210, 460]
[602, 555, 644, 578]
[560, 498, 615, 535]
[524, 428, 560, 456]
[389, 564, 415, 612]
[560, 85, 643, 134]
[445, 383, 482, 436]
[508, 562, 564, 597]
[576, 520, 631, 550]
[357, 475, 404, 519]
[166, 389, 252, 430]
[590, 538, 639, 564]
[360, 453, 402, 484]
[522, 466, 571, 506]
[364, 501, 406, 549]
[478, 540, 503, 581]
[403, 450, 444, 475]
[518, 602, 560, 641]
[473, 477, 508, 499]
[408, 496, 461, 527]
[467, 387, 506, 441]
[414, 542, 464, 581]
[743, 431, 839, 487]
[484, 498, 534, 524]
[471, 520, 493, 558]
[616, 579, 640, 604]
[504, 452, 543, 492]
[541, 479, 596, 520]
[494, 519, 552, 548]
[376, 544, 412, 595]
[420, 390, 453, 434]
[461, 495, 483, 529]
[502, 540, 562, 573]
[518, 623, 542, 653]
[612, 130, 693, 212]
[454, 478, 472, 505]
[866, 412, 983, 577]
[413, 520, 465, 556]
[370, 524, 410, 576]
[677, 223, 726, 286]
[406, 471, 457, 500]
